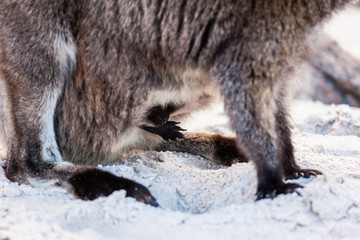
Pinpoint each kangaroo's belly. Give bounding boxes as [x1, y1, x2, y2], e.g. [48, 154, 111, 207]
[57, 67, 220, 165]
[110, 68, 220, 158]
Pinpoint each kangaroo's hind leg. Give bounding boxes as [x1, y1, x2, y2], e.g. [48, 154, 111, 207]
[212, 42, 304, 200]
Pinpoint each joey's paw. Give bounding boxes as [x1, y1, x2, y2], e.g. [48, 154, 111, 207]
[69, 168, 158, 207]
[160, 121, 186, 141]
[256, 182, 303, 201]
[285, 168, 322, 180]
[213, 135, 248, 166]
[141, 121, 186, 141]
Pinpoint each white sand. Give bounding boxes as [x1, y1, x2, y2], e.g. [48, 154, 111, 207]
[1, 7, 360, 240]
[1, 100, 360, 240]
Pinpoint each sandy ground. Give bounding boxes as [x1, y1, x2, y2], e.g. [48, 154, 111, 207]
[1, 100, 360, 240]
[1, 7, 360, 240]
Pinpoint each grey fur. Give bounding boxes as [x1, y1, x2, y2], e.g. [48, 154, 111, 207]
[0, 0, 356, 202]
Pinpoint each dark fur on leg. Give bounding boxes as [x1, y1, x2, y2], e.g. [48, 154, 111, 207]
[216, 57, 304, 200]
[155, 132, 248, 165]
[69, 168, 158, 206]
[213, 134, 248, 166]
[275, 103, 322, 180]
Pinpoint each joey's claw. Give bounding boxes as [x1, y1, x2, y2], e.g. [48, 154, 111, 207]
[164, 121, 186, 130]
[141, 121, 186, 141]
[256, 182, 303, 201]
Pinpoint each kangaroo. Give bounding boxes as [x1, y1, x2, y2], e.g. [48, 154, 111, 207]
[0, 0, 356, 206]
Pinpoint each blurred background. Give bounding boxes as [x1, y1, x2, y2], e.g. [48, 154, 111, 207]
[294, 6, 360, 107]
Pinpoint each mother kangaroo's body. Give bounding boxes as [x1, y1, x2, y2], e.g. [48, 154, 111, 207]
[0, 0, 356, 205]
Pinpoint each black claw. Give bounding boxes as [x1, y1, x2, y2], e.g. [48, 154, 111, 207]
[295, 189, 303, 197]
[141, 121, 186, 141]
[256, 182, 303, 201]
